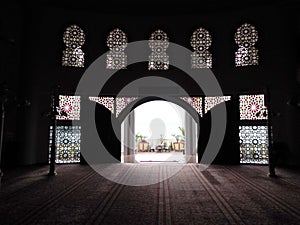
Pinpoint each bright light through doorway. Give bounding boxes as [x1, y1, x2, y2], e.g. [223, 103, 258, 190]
[134, 100, 186, 163]
[135, 100, 185, 140]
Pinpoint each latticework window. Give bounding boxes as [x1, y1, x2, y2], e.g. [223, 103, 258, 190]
[62, 25, 85, 67]
[239, 126, 268, 164]
[89, 97, 115, 114]
[180, 97, 202, 117]
[239, 94, 268, 120]
[234, 23, 258, 66]
[190, 28, 212, 68]
[49, 126, 81, 164]
[106, 28, 128, 69]
[56, 95, 80, 120]
[204, 96, 231, 114]
[148, 29, 169, 70]
[116, 97, 138, 117]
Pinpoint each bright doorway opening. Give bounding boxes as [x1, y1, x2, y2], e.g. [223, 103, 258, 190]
[121, 100, 198, 163]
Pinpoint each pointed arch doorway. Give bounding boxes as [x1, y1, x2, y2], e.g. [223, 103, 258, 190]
[121, 100, 199, 164]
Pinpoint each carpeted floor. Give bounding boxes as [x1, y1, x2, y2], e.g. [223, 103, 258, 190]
[0, 164, 300, 225]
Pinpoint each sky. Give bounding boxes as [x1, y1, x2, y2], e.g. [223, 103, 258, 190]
[134, 100, 185, 140]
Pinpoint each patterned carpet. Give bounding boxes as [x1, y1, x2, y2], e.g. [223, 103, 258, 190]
[0, 164, 300, 225]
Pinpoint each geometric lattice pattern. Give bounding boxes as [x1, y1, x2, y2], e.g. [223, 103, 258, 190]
[89, 97, 115, 114]
[49, 126, 81, 164]
[235, 23, 259, 67]
[62, 25, 85, 67]
[56, 95, 80, 120]
[106, 28, 128, 69]
[148, 29, 169, 70]
[239, 94, 268, 120]
[190, 28, 212, 68]
[239, 126, 268, 164]
[180, 97, 202, 117]
[204, 96, 231, 114]
[116, 97, 138, 117]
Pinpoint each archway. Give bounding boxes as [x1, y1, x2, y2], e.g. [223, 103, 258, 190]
[121, 99, 199, 163]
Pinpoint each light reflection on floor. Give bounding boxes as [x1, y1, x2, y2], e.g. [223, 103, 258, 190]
[135, 152, 186, 163]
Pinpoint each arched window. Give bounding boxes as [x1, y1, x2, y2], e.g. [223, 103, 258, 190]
[190, 28, 212, 68]
[62, 25, 85, 67]
[148, 29, 169, 70]
[106, 28, 128, 69]
[234, 23, 259, 67]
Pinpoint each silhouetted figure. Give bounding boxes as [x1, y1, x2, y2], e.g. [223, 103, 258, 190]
[149, 118, 167, 152]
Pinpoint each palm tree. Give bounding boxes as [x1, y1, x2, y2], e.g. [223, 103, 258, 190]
[135, 133, 142, 142]
[178, 126, 185, 138]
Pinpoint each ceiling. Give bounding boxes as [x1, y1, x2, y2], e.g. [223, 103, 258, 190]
[14, 0, 300, 14]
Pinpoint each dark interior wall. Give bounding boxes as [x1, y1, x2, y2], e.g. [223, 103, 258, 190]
[0, 1, 22, 166]
[1, 1, 299, 166]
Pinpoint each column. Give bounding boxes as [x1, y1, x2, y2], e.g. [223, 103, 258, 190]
[123, 111, 135, 163]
